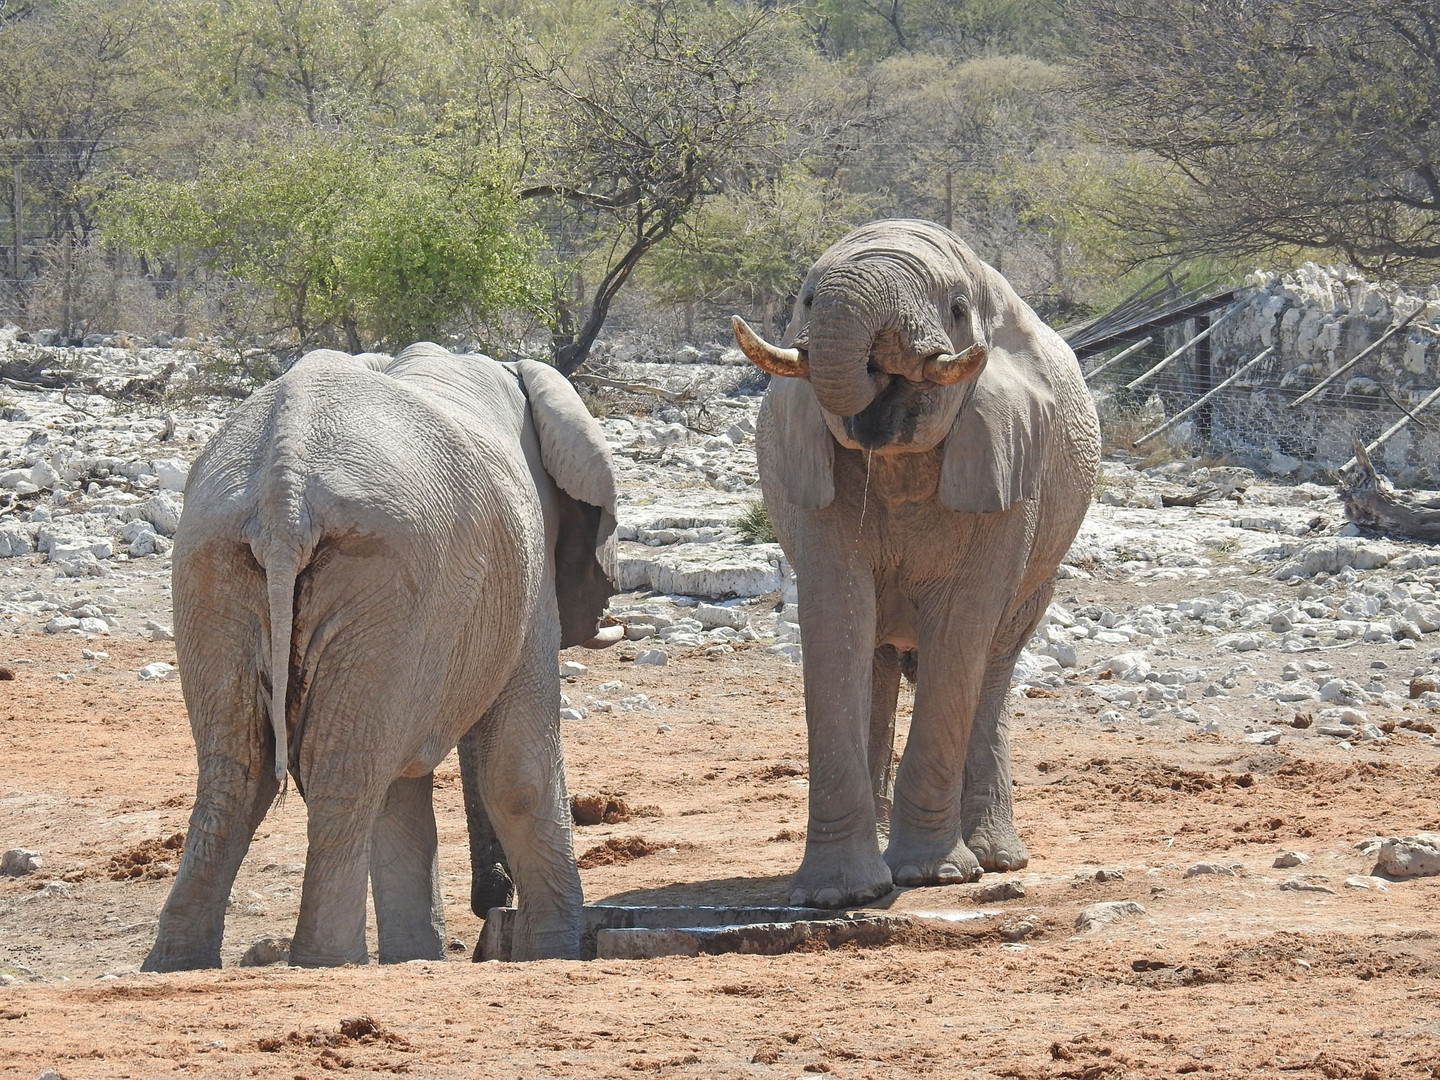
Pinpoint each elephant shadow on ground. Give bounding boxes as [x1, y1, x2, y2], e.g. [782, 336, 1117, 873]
[593, 874, 904, 911]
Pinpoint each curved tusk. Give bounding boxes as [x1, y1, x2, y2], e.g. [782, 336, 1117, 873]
[579, 624, 626, 649]
[732, 315, 810, 378]
[922, 343, 987, 385]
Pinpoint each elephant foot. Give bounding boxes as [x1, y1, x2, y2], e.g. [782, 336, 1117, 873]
[966, 819, 1030, 872]
[788, 840, 895, 909]
[510, 925, 581, 961]
[883, 837, 983, 888]
[141, 944, 219, 973]
[287, 944, 370, 967]
[471, 862, 515, 918]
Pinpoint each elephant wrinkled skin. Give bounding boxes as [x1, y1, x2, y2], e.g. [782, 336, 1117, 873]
[734, 220, 1100, 908]
[143, 343, 617, 970]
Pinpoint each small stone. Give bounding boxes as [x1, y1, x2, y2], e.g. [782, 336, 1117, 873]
[239, 937, 291, 966]
[1075, 900, 1147, 932]
[1374, 833, 1440, 878]
[1243, 730, 1282, 745]
[1410, 676, 1439, 699]
[1343, 876, 1387, 890]
[44, 616, 80, 634]
[1094, 869, 1125, 882]
[137, 662, 175, 681]
[633, 649, 669, 666]
[1000, 920, 1036, 942]
[144, 619, 174, 641]
[1272, 851, 1309, 868]
[1184, 862, 1239, 878]
[559, 707, 587, 722]
[1278, 876, 1337, 894]
[693, 603, 749, 630]
[655, 722, 673, 734]
[1, 848, 43, 876]
[974, 880, 1026, 903]
[559, 661, 588, 678]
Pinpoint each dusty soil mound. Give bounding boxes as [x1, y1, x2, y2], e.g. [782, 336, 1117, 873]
[569, 794, 631, 826]
[575, 836, 662, 868]
[107, 833, 184, 881]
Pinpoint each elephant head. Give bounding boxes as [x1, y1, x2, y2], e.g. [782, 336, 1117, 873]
[734, 219, 1059, 514]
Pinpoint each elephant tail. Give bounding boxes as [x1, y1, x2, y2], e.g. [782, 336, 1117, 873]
[265, 554, 301, 785]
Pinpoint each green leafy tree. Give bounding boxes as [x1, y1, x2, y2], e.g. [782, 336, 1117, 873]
[101, 129, 547, 350]
[645, 169, 864, 333]
[0, 0, 176, 241]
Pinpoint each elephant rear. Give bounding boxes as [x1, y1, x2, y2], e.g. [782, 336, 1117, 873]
[174, 357, 537, 794]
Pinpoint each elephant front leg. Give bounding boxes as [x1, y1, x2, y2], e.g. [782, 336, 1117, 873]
[789, 554, 894, 909]
[370, 773, 447, 963]
[290, 775, 389, 967]
[884, 610, 995, 887]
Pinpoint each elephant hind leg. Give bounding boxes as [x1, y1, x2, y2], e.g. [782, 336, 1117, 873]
[869, 646, 903, 841]
[459, 724, 514, 918]
[144, 717, 279, 971]
[371, 773, 446, 963]
[962, 583, 1054, 872]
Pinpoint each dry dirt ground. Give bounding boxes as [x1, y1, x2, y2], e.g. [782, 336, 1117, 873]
[2, 622, 1440, 1080]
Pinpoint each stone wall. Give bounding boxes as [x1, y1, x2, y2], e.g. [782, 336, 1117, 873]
[1124, 264, 1440, 485]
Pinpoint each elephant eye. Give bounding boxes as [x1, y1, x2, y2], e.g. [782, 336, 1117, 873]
[803, 292, 814, 309]
[949, 296, 969, 320]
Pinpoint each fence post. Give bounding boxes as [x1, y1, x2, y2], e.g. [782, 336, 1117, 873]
[1124, 303, 1241, 391]
[1082, 336, 1151, 383]
[1133, 346, 1274, 447]
[1338, 383, 1440, 472]
[10, 159, 20, 285]
[1288, 303, 1430, 408]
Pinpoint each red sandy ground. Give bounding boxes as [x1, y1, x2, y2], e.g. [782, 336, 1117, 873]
[1, 632, 1438, 1079]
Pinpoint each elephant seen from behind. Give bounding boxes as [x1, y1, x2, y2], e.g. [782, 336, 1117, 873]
[144, 342, 617, 969]
[733, 219, 1099, 907]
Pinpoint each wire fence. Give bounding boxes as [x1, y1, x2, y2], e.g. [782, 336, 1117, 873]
[1082, 286, 1440, 487]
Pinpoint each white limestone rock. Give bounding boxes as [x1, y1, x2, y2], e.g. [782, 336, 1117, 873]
[1374, 833, 1440, 878]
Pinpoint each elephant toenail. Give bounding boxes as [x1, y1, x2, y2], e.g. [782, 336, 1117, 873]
[789, 889, 810, 907]
[894, 865, 922, 885]
[814, 887, 844, 907]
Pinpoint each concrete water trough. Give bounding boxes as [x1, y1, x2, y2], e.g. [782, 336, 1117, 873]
[476, 905, 997, 961]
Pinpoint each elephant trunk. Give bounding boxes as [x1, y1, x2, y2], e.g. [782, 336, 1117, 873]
[806, 288, 886, 418]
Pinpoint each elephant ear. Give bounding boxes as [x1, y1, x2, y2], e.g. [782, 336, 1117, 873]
[514, 360, 618, 648]
[939, 341, 1056, 514]
[763, 375, 835, 509]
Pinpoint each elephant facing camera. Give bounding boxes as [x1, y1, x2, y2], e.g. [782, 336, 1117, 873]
[733, 218, 1100, 908]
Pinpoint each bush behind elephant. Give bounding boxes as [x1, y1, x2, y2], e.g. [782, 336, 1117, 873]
[733, 219, 1100, 907]
[144, 343, 617, 970]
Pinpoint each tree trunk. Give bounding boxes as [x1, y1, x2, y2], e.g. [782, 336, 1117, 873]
[1341, 442, 1440, 542]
